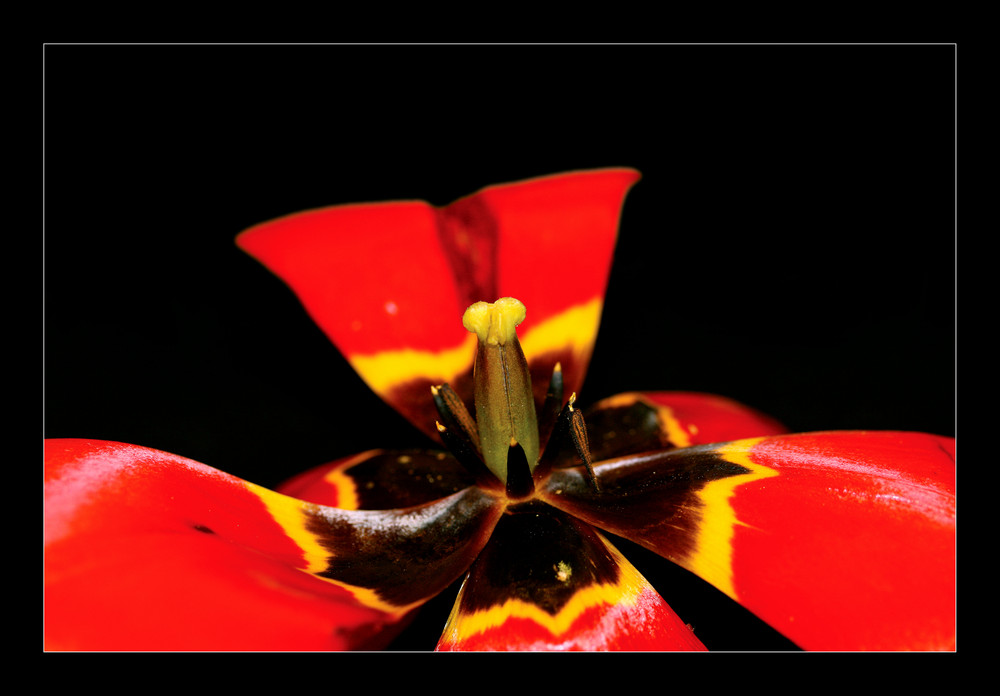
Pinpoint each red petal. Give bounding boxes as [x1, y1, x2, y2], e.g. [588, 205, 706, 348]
[236, 169, 639, 441]
[723, 431, 955, 651]
[45, 439, 400, 650]
[435, 507, 706, 651]
[542, 431, 955, 650]
[45, 439, 503, 650]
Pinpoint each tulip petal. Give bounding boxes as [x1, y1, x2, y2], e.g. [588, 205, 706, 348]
[540, 431, 955, 651]
[277, 448, 475, 510]
[435, 505, 707, 651]
[580, 391, 788, 462]
[236, 169, 639, 442]
[45, 439, 504, 650]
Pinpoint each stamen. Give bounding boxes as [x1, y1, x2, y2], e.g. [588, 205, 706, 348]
[568, 394, 600, 492]
[536, 392, 600, 491]
[462, 298, 540, 485]
[537, 362, 564, 451]
[431, 384, 480, 453]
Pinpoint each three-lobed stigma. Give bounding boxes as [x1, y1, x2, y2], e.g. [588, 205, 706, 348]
[462, 297, 526, 346]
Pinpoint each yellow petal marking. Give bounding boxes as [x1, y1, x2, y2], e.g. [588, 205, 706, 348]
[319, 450, 382, 511]
[684, 437, 778, 601]
[348, 333, 478, 396]
[345, 298, 603, 397]
[244, 481, 332, 574]
[245, 481, 411, 615]
[656, 405, 692, 449]
[440, 534, 645, 643]
[519, 298, 602, 366]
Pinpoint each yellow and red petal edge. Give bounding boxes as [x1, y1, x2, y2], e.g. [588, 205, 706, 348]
[541, 430, 956, 651]
[44, 439, 503, 651]
[236, 168, 640, 442]
[436, 506, 706, 651]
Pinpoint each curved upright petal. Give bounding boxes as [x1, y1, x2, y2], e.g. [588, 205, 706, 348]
[436, 506, 706, 651]
[237, 169, 640, 441]
[45, 439, 504, 650]
[540, 431, 955, 651]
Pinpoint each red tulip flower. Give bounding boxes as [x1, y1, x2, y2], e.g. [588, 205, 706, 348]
[44, 169, 955, 651]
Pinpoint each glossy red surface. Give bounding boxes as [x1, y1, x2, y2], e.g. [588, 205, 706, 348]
[730, 431, 956, 650]
[44, 439, 403, 651]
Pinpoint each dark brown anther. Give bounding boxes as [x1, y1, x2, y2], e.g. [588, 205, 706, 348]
[537, 362, 564, 451]
[568, 396, 600, 492]
[535, 393, 599, 491]
[431, 384, 481, 454]
[505, 440, 535, 499]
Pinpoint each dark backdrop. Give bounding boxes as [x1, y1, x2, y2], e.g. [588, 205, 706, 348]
[43, 44, 956, 649]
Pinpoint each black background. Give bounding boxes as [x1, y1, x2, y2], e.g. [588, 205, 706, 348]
[43, 44, 956, 650]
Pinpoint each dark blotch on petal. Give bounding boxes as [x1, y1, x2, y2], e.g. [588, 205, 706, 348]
[457, 504, 620, 616]
[347, 449, 476, 509]
[583, 398, 670, 461]
[542, 447, 749, 563]
[305, 487, 503, 610]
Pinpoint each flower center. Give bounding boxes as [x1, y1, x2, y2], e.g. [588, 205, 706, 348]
[431, 297, 600, 499]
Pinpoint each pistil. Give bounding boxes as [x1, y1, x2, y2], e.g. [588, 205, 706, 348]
[462, 298, 540, 486]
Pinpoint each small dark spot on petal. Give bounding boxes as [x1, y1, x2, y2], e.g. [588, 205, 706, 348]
[192, 524, 214, 534]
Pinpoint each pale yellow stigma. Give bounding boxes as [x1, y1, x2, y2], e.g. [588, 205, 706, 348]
[462, 297, 526, 346]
